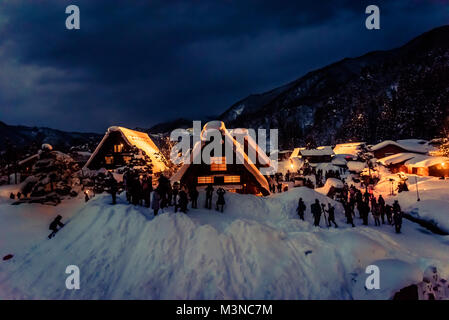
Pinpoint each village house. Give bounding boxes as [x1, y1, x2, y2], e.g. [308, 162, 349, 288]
[370, 139, 432, 159]
[296, 146, 335, 163]
[84, 126, 167, 173]
[378, 153, 449, 177]
[333, 142, 365, 160]
[170, 121, 270, 196]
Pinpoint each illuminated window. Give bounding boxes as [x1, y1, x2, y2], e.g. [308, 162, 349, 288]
[198, 176, 214, 184]
[105, 156, 114, 165]
[114, 144, 124, 153]
[123, 156, 132, 164]
[224, 175, 240, 183]
[211, 157, 226, 171]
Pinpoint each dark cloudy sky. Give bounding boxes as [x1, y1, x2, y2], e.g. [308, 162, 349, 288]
[0, 0, 448, 133]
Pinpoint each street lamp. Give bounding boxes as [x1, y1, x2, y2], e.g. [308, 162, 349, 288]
[389, 178, 395, 196]
[415, 175, 420, 202]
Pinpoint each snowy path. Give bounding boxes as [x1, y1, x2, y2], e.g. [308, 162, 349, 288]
[0, 187, 448, 299]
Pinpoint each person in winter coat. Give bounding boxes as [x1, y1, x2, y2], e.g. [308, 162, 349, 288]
[216, 187, 226, 212]
[48, 215, 65, 239]
[189, 185, 199, 209]
[177, 187, 189, 213]
[171, 182, 179, 207]
[378, 194, 386, 224]
[277, 183, 282, 193]
[356, 190, 363, 205]
[360, 202, 369, 225]
[326, 203, 338, 228]
[373, 203, 381, 226]
[343, 201, 355, 227]
[157, 174, 170, 209]
[393, 200, 402, 233]
[142, 176, 152, 208]
[205, 184, 214, 209]
[152, 189, 161, 216]
[370, 196, 377, 212]
[123, 169, 131, 203]
[311, 199, 322, 227]
[296, 198, 306, 221]
[385, 204, 393, 225]
[393, 210, 403, 233]
[106, 174, 118, 205]
[363, 190, 370, 204]
[393, 200, 401, 215]
[130, 174, 140, 206]
[167, 183, 173, 207]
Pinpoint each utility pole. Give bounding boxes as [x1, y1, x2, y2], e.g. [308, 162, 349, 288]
[415, 175, 420, 202]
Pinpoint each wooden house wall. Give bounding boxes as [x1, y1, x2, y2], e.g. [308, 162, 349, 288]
[87, 132, 133, 170]
[178, 138, 268, 195]
[373, 145, 414, 159]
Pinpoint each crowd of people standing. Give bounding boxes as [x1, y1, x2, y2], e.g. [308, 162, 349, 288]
[105, 169, 227, 216]
[103, 168, 404, 234]
[297, 183, 404, 233]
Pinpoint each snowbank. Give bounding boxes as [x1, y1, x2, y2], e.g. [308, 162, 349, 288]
[352, 259, 423, 300]
[375, 173, 449, 233]
[316, 178, 344, 195]
[0, 187, 448, 299]
[347, 161, 366, 173]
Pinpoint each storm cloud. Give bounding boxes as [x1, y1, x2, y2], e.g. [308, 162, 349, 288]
[0, 0, 447, 132]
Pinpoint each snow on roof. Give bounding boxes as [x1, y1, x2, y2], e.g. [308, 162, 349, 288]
[299, 146, 334, 157]
[290, 147, 305, 158]
[331, 157, 347, 166]
[371, 140, 431, 154]
[171, 121, 270, 194]
[84, 126, 167, 172]
[316, 178, 344, 195]
[333, 142, 365, 156]
[397, 139, 436, 153]
[315, 162, 341, 172]
[347, 161, 366, 172]
[378, 153, 449, 168]
[405, 155, 449, 168]
[18, 154, 39, 166]
[377, 153, 417, 166]
[228, 128, 272, 167]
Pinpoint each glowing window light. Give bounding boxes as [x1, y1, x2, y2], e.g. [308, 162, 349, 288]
[224, 175, 240, 183]
[198, 176, 214, 184]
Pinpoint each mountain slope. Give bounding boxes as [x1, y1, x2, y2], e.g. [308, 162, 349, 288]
[219, 25, 449, 148]
[0, 121, 101, 152]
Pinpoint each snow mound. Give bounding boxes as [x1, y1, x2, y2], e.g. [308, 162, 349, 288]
[1, 187, 448, 299]
[352, 259, 422, 300]
[316, 178, 344, 195]
[407, 200, 449, 233]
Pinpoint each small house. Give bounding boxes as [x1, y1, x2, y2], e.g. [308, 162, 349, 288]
[370, 140, 430, 159]
[298, 146, 334, 163]
[170, 121, 270, 196]
[84, 126, 167, 172]
[378, 153, 449, 177]
[404, 155, 449, 177]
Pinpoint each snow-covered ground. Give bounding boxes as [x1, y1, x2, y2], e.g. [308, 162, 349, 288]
[1, 186, 448, 300]
[374, 173, 449, 233]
